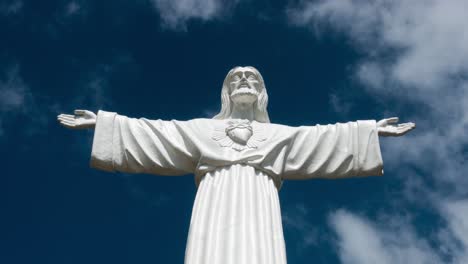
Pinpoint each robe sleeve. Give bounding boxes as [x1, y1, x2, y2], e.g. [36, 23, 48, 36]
[282, 120, 383, 180]
[90, 110, 199, 176]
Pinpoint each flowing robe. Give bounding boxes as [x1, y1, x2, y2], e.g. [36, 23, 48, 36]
[90, 110, 384, 264]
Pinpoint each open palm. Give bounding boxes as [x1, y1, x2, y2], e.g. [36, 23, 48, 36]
[57, 109, 96, 129]
[377, 117, 415, 137]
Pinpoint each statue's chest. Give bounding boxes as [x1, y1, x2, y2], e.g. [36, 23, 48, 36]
[211, 120, 267, 151]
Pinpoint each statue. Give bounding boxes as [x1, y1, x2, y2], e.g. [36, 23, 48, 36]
[57, 66, 415, 263]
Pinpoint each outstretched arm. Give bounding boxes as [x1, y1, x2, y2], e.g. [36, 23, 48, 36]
[58, 110, 199, 176]
[280, 120, 384, 180]
[57, 109, 96, 129]
[279, 117, 414, 180]
[377, 117, 416, 137]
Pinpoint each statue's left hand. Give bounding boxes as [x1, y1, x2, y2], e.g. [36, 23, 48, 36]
[377, 117, 415, 137]
[57, 109, 97, 129]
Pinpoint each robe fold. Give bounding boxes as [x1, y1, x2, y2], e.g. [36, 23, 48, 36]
[90, 110, 383, 264]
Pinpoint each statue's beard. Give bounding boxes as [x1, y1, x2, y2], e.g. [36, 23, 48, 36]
[230, 88, 259, 105]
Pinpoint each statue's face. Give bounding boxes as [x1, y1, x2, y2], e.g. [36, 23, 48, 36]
[229, 67, 261, 105]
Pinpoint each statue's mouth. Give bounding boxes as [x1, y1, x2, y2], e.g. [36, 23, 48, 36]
[232, 87, 258, 97]
[231, 88, 258, 104]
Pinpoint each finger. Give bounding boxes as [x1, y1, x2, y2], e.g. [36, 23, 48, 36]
[58, 118, 76, 125]
[84, 110, 96, 118]
[58, 114, 75, 119]
[58, 115, 74, 120]
[400, 123, 416, 129]
[386, 117, 399, 124]
[404, 124, 416, 130]
[396, 126, 408, 132]
[74, 109, 85, 115]
[58, 114, 74, 116]
[59, 120, 76, 128]
[60, 119, 76, 126]
[397, 123, 412, 127]
[58, 116, 75, 122]
[397, 123, 412, 129]
[397, 126, 414, 135]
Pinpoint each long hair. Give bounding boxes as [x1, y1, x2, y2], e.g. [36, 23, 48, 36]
[213, 66, 270, 123]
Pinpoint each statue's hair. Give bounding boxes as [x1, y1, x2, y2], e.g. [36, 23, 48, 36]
[213, 66, 270, 123]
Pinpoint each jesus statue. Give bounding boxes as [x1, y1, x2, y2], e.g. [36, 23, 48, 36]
[58, 66, 415, 264]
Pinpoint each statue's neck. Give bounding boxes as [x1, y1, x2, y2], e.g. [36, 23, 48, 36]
[229, 104, 254, 121]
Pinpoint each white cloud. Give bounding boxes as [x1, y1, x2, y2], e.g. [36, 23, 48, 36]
[441, 199, 468, 263]
[289, 0, 468, 90]
[151, 0, 239, 30]
[330, 209, 443, 264]
[288, 0, 468, 262]
[288, 0, 468, 196]
[328, 202, 468, 264]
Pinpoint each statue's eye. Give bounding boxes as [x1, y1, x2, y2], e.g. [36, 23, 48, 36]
[233, 75, 241, 81]
[248, 75, 256, 80]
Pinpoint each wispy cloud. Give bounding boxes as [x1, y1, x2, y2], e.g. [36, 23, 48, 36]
[329, 92, 352, 116]
[74, 72, 112, 110]
[151, 0, 240, 30]
[0, 65, 35, 135]
[0, 0, 23, 16]
[0, 58, 124, 139]
[202, 107, 219, 119]
[441, 199, 468, 263]
[122, 175, 172, 208]
[0, 64, 61, 139]
[329, 203, 468, 264]
[329, 209, 443, 264]
[71, 55, 136, 111]
[283, 203, 320, 250]
[0, 66, 29, 113]
[65, 1, 82, 17]
[288, 0, 468, 261]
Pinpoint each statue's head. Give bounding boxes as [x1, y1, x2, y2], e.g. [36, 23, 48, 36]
[213, 66, 270, 123]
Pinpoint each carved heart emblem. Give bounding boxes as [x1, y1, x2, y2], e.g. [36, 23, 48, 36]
[225, 120, 253, 145]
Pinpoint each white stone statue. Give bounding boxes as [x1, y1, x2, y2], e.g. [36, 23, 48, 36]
[57, 66, 415, 264]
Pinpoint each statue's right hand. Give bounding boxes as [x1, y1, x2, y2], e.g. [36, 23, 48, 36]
[57, 109, 97, 129]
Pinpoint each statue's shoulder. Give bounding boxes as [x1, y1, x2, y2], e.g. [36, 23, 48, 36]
[171, 118, 219, 131]
[187, 118, 220, 124]
[167, 118, 211, 123]
[254, 121, 295, 131]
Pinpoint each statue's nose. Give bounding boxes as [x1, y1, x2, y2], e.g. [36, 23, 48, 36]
[241, 75, 250, 84]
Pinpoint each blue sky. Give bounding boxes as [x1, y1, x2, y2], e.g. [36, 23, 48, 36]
[2, 0, 468, 263]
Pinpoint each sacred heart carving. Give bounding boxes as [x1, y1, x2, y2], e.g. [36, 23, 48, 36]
[212, 119, 267, 151]
[226, 125, 253, 145]
[225, 120, 253, 145]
